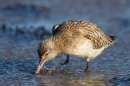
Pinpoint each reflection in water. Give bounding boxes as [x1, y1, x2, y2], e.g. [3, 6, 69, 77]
[1, 57, 130, 86]
[35, 71, 107, 86]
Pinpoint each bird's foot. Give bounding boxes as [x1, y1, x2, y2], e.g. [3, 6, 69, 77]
[85, 69, 90, 72]
[48, 64, 62, 73]
[41, 68, 49, 73]
[47, 69, 55, 73]
[85, 67, 90, 72]
[85, 68, 90, 75]
[40, 66, 50, 73]
[40, 68, 54, 74]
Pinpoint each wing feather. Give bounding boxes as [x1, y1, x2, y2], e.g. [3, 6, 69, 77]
[52, 20, 114, 49]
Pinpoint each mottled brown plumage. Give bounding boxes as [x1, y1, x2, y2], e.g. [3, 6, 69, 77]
[54, 20, 114, 49]
[35, 20, 115, 74]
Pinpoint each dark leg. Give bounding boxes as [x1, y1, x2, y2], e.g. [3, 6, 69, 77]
[60, 55, 69, 65]
[48, 55, 69, 73]
[85, 59, 90, 72]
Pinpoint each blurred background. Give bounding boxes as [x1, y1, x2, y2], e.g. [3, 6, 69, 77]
[0, 0, 130, 86]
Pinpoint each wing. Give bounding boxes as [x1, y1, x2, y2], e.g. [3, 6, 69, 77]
[52, 24, 60, 36]
[73, 21, 114, 49]
[52, 20, 114, 49]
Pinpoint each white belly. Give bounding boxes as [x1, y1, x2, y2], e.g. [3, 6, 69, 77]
[64, 39, 105, 59]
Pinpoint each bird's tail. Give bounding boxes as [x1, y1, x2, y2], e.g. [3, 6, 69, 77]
[109, 36, 116, 41]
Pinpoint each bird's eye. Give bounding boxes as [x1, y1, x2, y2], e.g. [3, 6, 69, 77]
[45, 50, 50, 56]
[45, 53, 49, 56]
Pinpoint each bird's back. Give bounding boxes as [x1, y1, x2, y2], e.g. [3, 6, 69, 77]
[53, 20, 114, 49]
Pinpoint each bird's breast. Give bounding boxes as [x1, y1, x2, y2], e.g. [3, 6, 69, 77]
[62, 39, 105, 59]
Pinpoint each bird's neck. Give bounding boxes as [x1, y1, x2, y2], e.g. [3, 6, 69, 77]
[48, 37, 62, 54]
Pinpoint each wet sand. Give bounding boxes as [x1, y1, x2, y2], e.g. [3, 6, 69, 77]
[0, 0, 130, 86]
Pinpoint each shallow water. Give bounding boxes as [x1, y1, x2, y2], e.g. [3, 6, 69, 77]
[0, 0, 130, 86]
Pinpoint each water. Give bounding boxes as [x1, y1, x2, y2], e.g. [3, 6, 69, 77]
[0, 0, 130, 86]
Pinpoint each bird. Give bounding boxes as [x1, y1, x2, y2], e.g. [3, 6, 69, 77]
[35, 20, 115, 74]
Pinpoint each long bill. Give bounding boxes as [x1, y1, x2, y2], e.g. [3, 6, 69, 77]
[35, 58, 46, 74]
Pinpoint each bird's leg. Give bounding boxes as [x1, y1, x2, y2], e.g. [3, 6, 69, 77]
[85, 59, 90, 73]
[48, 55, 69, 73]
[61, 55, 69, 65]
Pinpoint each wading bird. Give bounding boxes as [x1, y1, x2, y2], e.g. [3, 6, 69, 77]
[35, 20, 115, 74]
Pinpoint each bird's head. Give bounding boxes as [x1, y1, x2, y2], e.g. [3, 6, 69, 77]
[35, 39, 58, 74]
